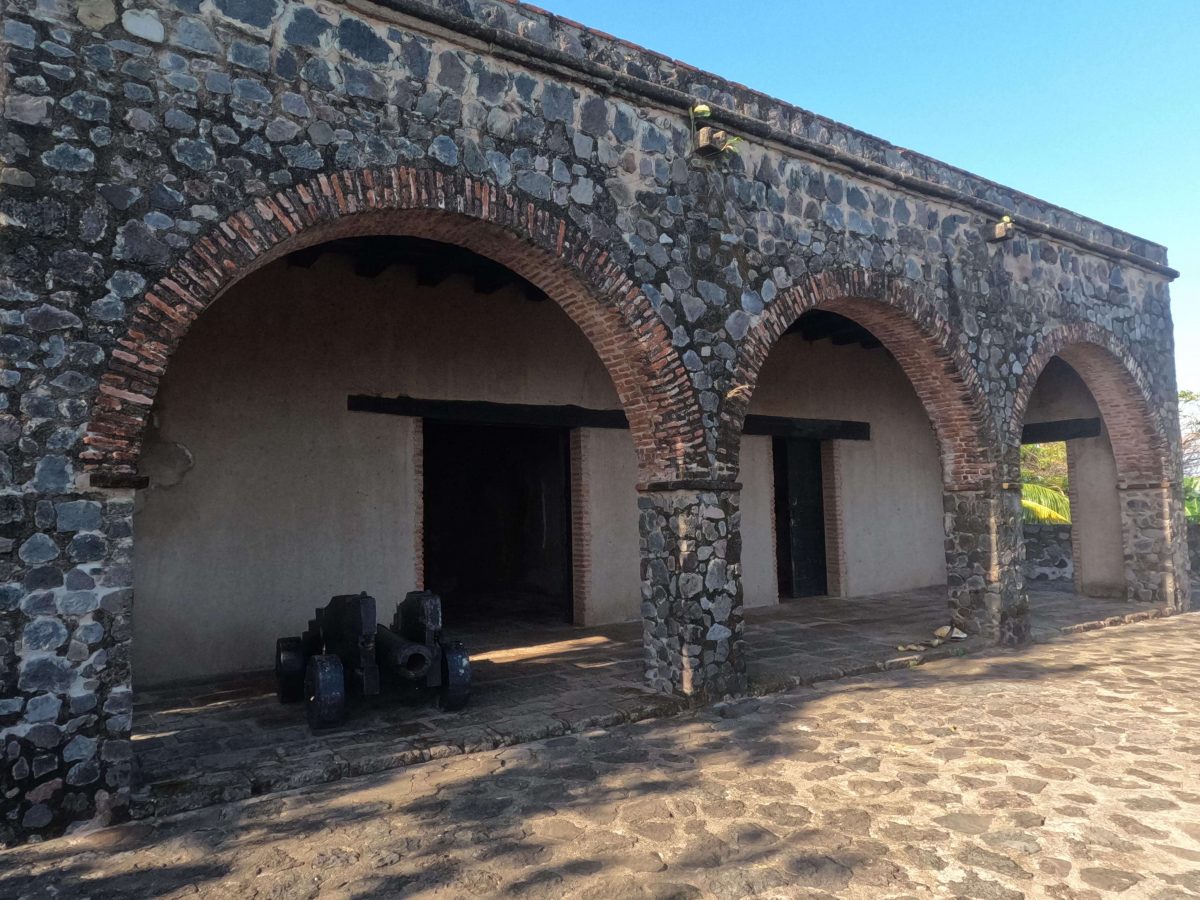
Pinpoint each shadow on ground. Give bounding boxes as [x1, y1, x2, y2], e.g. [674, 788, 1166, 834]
[5, 599, 1197, 897]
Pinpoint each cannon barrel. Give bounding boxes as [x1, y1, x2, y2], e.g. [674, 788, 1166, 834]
[375, 624, 434, 679]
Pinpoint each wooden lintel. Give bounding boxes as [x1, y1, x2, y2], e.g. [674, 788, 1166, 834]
[1021, 417, 1101, 444]
[350, 395, 871, 442]
[742, 415, 870, 441]
[348, 395, 629, 430]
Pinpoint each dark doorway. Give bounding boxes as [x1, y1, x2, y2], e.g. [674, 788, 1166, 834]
[423, 420, 573, 626]
[773, 437, 828, 598]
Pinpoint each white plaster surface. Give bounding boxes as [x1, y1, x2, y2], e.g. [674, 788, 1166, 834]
[138, 260, 965, 682]
[742, 335, 948, 601]
[134, 256, 633, 683]
[577, 427, 642, 624]
[739, 435, 779, 609]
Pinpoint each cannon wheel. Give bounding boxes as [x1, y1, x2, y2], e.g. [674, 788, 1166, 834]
[439, 641, 471, 711]
[305, 654, 346, 730]
[275, 636, 305, 704]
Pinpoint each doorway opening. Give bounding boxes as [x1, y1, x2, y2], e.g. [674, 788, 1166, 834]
[423, 420, 573, 627]
[773, 436, 828, 598]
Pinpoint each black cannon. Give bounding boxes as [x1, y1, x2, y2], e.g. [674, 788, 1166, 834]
[274, 590, 471, 729]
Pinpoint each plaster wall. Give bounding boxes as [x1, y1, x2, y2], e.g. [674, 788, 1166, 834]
[741, 337, 947, 601]
[134, 254, 631, 684]
[576, 428, 642, 623]
[739, 436, 779, 609]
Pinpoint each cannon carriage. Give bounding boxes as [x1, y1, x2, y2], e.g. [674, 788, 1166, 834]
[275, 590, 471, 730]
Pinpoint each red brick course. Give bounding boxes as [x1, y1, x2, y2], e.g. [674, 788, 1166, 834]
[1011, 323, 1171, 486]
[81, 167, 701, 483]
[732, 269, 996, 490]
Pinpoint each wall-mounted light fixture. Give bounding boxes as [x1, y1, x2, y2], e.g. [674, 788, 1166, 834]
[988, 215, 1016, 242]
[690, 102, 743, 158]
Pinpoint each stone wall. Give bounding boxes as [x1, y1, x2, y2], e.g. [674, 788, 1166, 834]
[0, 0, 1188, 842]
[1023, 524, 1074, 583]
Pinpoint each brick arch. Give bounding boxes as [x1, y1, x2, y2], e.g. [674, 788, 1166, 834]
[1010, 323, 1171, 485]
[81, 167, 700, 482]
[728, 268, 996, 489]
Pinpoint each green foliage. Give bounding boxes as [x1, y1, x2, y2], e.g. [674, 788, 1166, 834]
[1184, 475, 1200, 524]
[721, 135, 745, 154]
[1182, 390, 1200, 477]
[1022, 482, 1071, 524]
[1020, 441, 1068, 492]
[1021, 441, 1070, 522]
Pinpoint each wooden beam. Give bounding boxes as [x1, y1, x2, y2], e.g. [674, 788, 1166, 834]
[350, 395, 871, 441]
[473, 267, 512, 294]
[415, 260, 453, 288]
[1021, 417, 1101, 444]
[348, 395, 629, 429]
[743, 415, 870, 441]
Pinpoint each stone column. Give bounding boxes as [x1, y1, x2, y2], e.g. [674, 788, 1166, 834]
[943, 484, 1028, 644]
[1119, 483, 1191, 610]
[638, 483, 746, 698]
[1, 483, 135, 845]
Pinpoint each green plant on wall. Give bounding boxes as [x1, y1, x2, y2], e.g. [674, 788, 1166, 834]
[690, 102, 745, 157]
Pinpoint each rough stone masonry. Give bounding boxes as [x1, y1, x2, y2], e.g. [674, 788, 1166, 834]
[0, 0, 1190, 844]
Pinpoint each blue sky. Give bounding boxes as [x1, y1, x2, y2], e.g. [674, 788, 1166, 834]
[536, 0, 1199, 394]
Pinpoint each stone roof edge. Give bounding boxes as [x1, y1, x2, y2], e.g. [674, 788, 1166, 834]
[353, 0, 1177, 279]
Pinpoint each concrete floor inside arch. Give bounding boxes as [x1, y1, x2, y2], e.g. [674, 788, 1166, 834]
[128, 583, 1168, 821]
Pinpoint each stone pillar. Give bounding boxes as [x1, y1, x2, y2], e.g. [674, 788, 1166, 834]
[943, 485, 1028, 644]
[638, 483, 746, 698]
[1, 484, 135, 845]
[1119, 483, 1191, 611]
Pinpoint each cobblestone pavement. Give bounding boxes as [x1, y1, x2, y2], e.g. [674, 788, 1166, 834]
[128, 587, 1160, 820]
[5, 607, 1200, 898]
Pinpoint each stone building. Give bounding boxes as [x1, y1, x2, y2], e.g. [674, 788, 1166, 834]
[0, 0, 1189, 844]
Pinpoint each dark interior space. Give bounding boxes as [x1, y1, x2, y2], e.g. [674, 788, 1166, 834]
[286, 235, 548, 302]
[774, 436, 828, 599]
[785, 309, 882, 349]
[423, 420, 573, 626]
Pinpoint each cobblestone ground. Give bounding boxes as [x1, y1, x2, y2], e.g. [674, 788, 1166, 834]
[5, 614, 1200, 899]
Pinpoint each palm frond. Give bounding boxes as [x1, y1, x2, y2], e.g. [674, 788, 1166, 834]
[1021, 483, 1071, 524]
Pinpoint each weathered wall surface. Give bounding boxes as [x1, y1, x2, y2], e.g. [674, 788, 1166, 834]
[1023, 525, 1074, 583]
[737, 435, 777, 609]
[0, 0, 1185, 841]
[134, 255, 636, 682]
[575, 426, 641, 625]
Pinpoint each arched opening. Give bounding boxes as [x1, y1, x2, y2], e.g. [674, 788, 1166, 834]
[742, 310, 947, 604]
[1015, 336, 1185, 627]
[82, 170, 703, 485]
[78, 171, 713, 816]
[132, 235, 651, 685]
[118, 232, 697, 815]
[727, 270, 1011, 667]
[735, 303, 978, 673]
